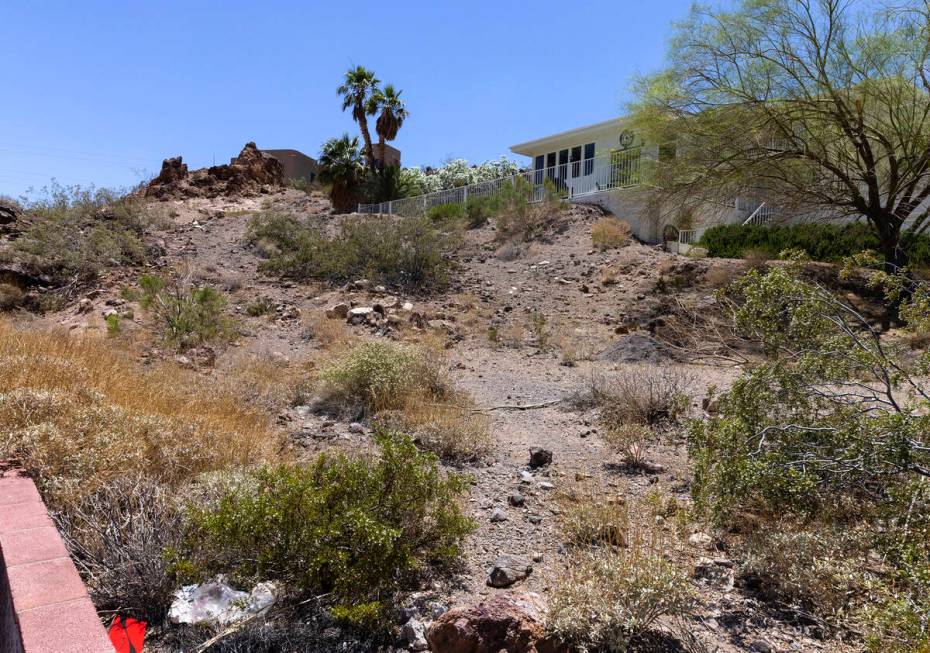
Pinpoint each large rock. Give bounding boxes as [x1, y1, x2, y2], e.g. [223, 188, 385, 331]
[487, 554, 532, 588]
[0, 200, 18, 225]
[426, 592, 565, 653]
[528, 447, 552, 468]
[145, 142, 284, 199]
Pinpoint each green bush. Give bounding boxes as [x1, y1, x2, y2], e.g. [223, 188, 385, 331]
[185, 431, 474, 625]
[698, 222, 930, 265]
[690, 261, 930, 649]
[138, 274, 236, 349]
[318, 341, 448, 416]
[2, 184, 152, 286]
[246, 212, 456, 292]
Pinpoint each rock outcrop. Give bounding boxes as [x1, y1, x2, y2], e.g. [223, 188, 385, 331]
[145, 142, 284, 199]
[426, 592, 565, 653]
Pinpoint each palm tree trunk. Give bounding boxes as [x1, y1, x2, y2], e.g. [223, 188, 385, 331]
[357, 113, 376, 170]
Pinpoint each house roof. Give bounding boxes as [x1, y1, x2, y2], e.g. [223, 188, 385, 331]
[509, 117, 628, 156]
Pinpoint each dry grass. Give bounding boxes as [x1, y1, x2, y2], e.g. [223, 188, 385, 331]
[376, 396, 492, 464]
[602, 424, 652, 469]
[0, 318, 282, 507]
[569, 367, 692, 427]
[219, 353, 315, 412]
[591, 217, 631, 250]
[0, 283, 25, 311]
[557, 480, 629, 548]
[302, 312, 354, 352]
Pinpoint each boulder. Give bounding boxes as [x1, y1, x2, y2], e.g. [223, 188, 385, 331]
[528, 447, 552, 468]
[426, 592, 565, 653]
[0, 201, 18, 225]
[487, 554, 532, 588]
[145, 142, 284, 199]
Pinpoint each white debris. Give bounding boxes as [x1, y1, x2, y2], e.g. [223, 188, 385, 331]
[168, 578, 277, 625]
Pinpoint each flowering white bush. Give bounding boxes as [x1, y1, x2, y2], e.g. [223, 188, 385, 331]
[399, 156, 521, 197]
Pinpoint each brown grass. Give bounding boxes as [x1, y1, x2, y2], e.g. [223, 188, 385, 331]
[591, 217, 631, 250]
[0, 318, 282, 507]
[557, 480, 630, 548]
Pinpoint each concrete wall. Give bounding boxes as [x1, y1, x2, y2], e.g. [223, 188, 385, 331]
[261, 149, 319, 183]
[0, 467, 112, 653]
[572, 187, 663, 243]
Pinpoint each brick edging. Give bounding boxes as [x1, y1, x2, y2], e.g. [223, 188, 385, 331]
[0, 466, 113, 653]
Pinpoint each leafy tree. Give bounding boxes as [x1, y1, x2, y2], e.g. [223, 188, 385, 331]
[319, 134, 364, 213]
[337, 66, 380, 170]
[369, 83, 408, 168]
[632, 0, 930, 271]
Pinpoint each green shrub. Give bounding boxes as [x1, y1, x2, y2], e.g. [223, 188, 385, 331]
[426, 202, 464, 223]
[690, 261, 930, 649]
[246, 212, 456, 292]
[185, 431, 474, 625]
[3, 184, 152, 286]
[318, 341, 448, 416]
[245, 297, 275, 317]
[138, 274, 236, 349]
[699, 222, 930, 264]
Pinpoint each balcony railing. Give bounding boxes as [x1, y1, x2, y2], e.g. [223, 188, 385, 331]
[358, 148, 643, 216]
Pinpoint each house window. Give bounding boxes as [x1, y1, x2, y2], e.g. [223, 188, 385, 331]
[558, 149, 568, 179]
[583, 143, 595, 175]
[534, 155, 544, 184]
[570, 146, 582, 177]
[546, 152, 556, 180]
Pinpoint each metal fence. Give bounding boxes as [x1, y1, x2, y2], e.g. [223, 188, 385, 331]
[358, 148, 643, 216]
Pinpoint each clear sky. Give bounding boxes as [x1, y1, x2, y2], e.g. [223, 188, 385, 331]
[0, 1, 694, 198]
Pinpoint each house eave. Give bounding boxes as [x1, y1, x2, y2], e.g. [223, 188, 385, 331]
[509, 117, 627, 156]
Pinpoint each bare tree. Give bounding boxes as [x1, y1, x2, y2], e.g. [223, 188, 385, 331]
[632, 0, 930, 269]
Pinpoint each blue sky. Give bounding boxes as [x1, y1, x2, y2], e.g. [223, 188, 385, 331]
[0, 1, 694, 198]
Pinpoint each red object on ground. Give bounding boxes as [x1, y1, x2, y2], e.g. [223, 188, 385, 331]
[109, 616, 146, 653]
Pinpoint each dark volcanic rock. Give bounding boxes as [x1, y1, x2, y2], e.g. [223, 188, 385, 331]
[145, 142, 284, 199]
[487, 554, 532, 588]
[528, 447, 552, 468]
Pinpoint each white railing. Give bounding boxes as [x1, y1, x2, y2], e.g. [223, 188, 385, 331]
[358, 148, 643, 215]
[741, 201, 777, 226]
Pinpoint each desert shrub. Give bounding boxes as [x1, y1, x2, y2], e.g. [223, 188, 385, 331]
[690, 259, 930, 649]
[557, 481, 629, 548]
[591, 217, 631, 250]
[548, 545, 694, 652]
[2, 184, 152, 286]
[464, 195, 498, 228]
[0, 283, 25, 310]
[602, 424, 653, 469]
[53, 477, 183, 624]
[318, 341, 448, 416]
[493, 178, 566, 242]
[741, 247, 770, 270]
[0, 318, 280, 508]
[572, 368, 691, 427]
[185, 431, 474, 626]
[318, 341, 490, 462]
[426, 202, 464, 223]
[699, 222, 930, 265]
[245, 296, 275, 317]
[138, 273, 236, 349]
[246, 212, 456, 292]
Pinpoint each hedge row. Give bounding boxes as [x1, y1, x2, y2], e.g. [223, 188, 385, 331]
[699, 223, 930, 265]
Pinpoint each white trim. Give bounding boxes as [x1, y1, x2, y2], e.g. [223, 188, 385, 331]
[510, 117, 627, 155]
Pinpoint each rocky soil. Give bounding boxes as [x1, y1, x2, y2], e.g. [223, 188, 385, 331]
[34, 189, 858, 652]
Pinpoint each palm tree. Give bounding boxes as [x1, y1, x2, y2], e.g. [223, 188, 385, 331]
[318, 134, 364, 213]
[369, 84, 408, 169]
[337, 66, 379, 170]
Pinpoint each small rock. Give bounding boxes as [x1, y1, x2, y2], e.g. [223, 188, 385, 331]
[401, 619, 429, 651]
[528, 447, 552, 468]
[489, 508, 508, 523]
[531, 552, 543, 563]
[688, 532, 713, 549]
[326, 302, 350, 319]
[538, 481, 555, 491]
[519, 471, 534, 484]
[347, 306, 374, 324]
[487, 554, 533, 588]
[508, 493, 525, 507]
[693, 556, 734, 591]
[348, 422, 366, 434]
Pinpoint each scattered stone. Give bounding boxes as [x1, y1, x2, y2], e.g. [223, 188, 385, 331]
[688, 532, 714, 549]
[531, 552, 543, 563]
[596, 333, 676, 364]
[528, 447, 552, 468]
[693, 556, 734, 591]
[426, 592, 564, 653]
[326, 302, 350, 319]
[487, 554, 532, 588]
[348, 422, 366, 434]
[538, 481, 555, 491]
[268, 351, 290, 367]
[489, 508, 508, 523]
[508, 492, 525, 507]
[519, 471, 534, 484]
[347, 306, 374, 324]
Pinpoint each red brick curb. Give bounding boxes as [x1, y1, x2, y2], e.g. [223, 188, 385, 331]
[0, 467, 112, 653]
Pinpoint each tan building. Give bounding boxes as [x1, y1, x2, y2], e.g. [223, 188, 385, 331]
[373, 143, 401, 169]
[261, 149, 320, 183]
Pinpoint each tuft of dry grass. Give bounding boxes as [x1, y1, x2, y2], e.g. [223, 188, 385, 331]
[0, 318, 282, 507]
[376, 396, 492, 464]
[219, 353, 315, 412]
[557, 481, 629, 548]
[569, 367, 692, 427]
[0, 283, 25, 311]
[602, 424, 652, 469]
[591, 217, 631, 250]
